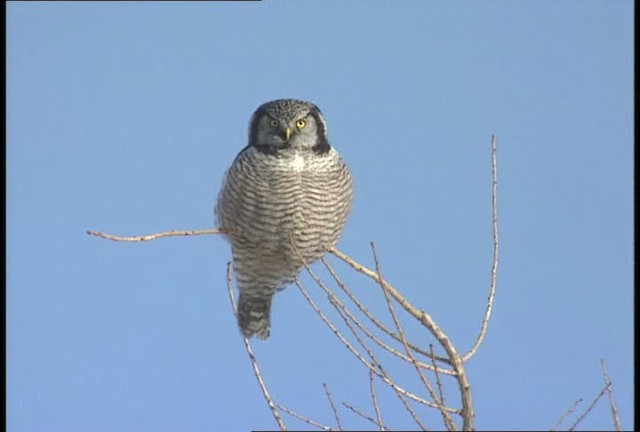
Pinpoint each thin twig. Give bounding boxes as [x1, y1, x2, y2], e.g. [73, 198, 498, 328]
[277, 404, 335, 431]
[305, 264, 461, 418]
[551, 398, 583, 431]
[342, 402, 385, 429]
[568, 383, 611, 431]
[86, 228, 222, 242]
[392, 391, 429, 431]
[369, 370, 385, 431]
[339, 289, 454, 375]
[329, 246, 474, 430]
[295, 249, 459, 414]
[321, 258, 455, 376]
[322, 383, 344, 431]
[296, 278, 454, 412]
[462, 134, 499, 363]
[287, 235, 424, 409]
[321, 257, 453, 368]
[294, 279, 373, 375]
[371, 243, 457, 431]
[430, 344, 446, 409]
[600, 359, 622, 431]
[226, 263, 286, 431]
[326, 289, 459, 414]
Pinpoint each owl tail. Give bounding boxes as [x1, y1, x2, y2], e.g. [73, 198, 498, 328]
[237, 291, 273, 340]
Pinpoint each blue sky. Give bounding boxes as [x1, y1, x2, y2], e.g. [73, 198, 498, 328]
[7, 1, 633, 431]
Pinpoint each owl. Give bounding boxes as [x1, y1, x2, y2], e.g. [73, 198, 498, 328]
[216, 99, 353, 339]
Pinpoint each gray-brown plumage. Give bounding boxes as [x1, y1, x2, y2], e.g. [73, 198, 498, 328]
[216, 99, 353, 339]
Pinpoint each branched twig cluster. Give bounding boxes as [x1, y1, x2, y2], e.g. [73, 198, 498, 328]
[86, 135, 623, 431]
[600, 359, 623, 431]
[550, 359, 623, 432]
[87, 136, 498, 431]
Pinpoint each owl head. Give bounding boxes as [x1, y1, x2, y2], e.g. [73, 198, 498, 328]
[248, 99, 330, 154]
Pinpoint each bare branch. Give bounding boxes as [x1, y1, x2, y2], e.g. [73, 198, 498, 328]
[600, 359, 622, 431]
[86, 228, 222, 242]
[391, 391, 429, 431]
[328, 246, 474, 430]
[369, 370, 385, 431]
[277, 404, 335, 431]
[294, 279, 373, 374]
[320, 258, 455, 376]
[294, 241, 461, 414]
[342, 401, 385, 429]
[325, 290, 455, 415]
[296, 278, 454, 412]
[371, 243, 456, 431]
[568, 383, 611, 431]
[462, 134, 499, 363]
[322, 383, 344, 431]
[430, 344, 446, 412]
[296, 276, 444, 411]
[321, 257, 453, 368]
[226, 263, 287, 431]
[551, 398, 583, 431]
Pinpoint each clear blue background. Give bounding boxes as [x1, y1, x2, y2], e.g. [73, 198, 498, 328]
[7, 1, 633, 431]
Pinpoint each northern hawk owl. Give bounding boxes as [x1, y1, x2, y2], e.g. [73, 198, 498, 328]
[216, 99, 353, 339]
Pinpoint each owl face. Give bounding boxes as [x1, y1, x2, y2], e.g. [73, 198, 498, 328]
[248, 99, 330, 154]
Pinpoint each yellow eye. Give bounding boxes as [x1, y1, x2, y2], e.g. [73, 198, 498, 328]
[270, 119, 279, 128]
[296, 119, 306, 129]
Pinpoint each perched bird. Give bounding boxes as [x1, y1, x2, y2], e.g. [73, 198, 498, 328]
[216, 99, 353, 339]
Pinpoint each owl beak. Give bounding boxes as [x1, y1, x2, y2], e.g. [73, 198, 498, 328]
[284, 127, 292, 141]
